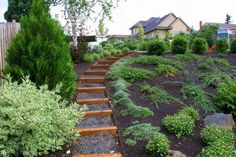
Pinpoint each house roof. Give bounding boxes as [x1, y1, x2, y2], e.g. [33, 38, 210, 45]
[130, 13, 190, 34]
[204, 22, 236, 29]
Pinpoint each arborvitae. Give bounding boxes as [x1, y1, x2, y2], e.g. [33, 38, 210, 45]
[4, 0, 76, 100]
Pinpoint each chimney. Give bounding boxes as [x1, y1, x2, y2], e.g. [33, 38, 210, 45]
[199, 21, 203, 30]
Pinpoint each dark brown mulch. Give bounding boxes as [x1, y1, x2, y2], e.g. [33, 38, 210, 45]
[107, 52, 236, 157]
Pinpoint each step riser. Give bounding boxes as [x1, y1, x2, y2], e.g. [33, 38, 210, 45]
[79, 78, 105, 83]
[98, 61, 116, 64]
[78, 87, 106, 93]
[90, 66, 110, 69]
[77, 127, 117, 136]
[83, 71, 107, 76]
[85, 110, 112, 118]
[77, 99, 109, 104]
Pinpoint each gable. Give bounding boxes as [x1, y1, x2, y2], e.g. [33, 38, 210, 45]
[159, 14, 177, 27]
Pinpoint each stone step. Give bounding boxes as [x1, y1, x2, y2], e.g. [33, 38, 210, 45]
[77, 126, 118, 136]
[77, 98, 109, 105]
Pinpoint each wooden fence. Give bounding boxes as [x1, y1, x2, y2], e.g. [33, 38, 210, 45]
[0, 21, 20, 84]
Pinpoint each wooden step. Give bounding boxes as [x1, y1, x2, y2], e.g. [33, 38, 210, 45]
[105, 57, 120, 61]
[74, 153, 122, 157]
[78, 87, 106, 93]
[90, 65, 110, 69]
[85, 110, 112, 118]
[78, 126, 118, 136]
[83, 71, 107, 76]
[79, 78, 105, 83]
[77, 98, 109, 104]
[98, 60, 115, 64]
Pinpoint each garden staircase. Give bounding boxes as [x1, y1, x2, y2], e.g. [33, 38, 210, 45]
[74, 52, 134, 157]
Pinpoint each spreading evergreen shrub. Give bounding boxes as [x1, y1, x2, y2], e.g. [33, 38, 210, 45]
[230, 38, 236, 53]
[122, 47, 129, 52]
[192, 37, 208, 54]
[3, 0, 76, 100]
[214, 80, 236, 116]
[171, 35, 189, 54]
[215, 39, 229, 53]
[0, 76, 85, 157]
[146, 133, 170, 157]
[147, 39, 166, 55]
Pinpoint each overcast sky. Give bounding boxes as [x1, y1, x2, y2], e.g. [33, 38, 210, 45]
[1, 0, 236, 35]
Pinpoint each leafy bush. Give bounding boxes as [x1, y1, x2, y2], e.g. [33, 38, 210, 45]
[122, 47, 130, 52]
[171, 35, 189, 54]
[146, 133, 170, 157]
[92, 45, 104, 54]
[162, 113, 194, 137]
[215, 39, 229, 53]
[103, 50, 112, 56]
[112, 39, 124, 50]
[206, 57, 230, 67]
[175, 53, 202, 62]
[147, 39, 166, 55]
[179, 106, 200, 121]
[192, 38, 208, 54]
[201, 124, 235, 146]
[140, 83, 180, 106]
[182, 84, 217, 112]
[214, 80, 236, 116]
[0, 77, 85, 157]
[3, 0, 76, 100]
[156, 64, 178, 76]
[230, 38, 236, 53]
[102, 43, 114, 50]
[110, 48, 119, 55]
[124, 38, 139, 50]
[83, 53, 96, 63]
[123, 123, 160, 147]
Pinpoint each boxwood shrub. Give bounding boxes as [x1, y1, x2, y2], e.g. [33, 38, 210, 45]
[215, 39, 229, 53]
[147, 39, 166, 55]
[192, 37, 208, 54]
[171, 35, 189, 54]
[214, 80, 236, 116]
[230, 38, 236, 53]
[0, 77, 85, 157]
[146, 133, 170, 157]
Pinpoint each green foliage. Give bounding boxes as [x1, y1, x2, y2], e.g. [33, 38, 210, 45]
[123, 123, 160, 147]
[109, 66, 155, 83]
[122, 47, 129, 52]
[0, 76, 85, 157]
[92, 45, 104, 54]
[4, 0, 76, 100]
[83, 53, 101, 63]
[175, 53, 202, 62]
[192, 38, 208, 54]
[156, 64, 178, 76]
[146, 133, 170, 157]
[214, 80, 236, 116]
[197, 63, 212, 72]
[205, 57, 230, 67]
[162, 112, 195, 138]
[198, 24, 218, 47]
[147, 39, 166, 55]
[111, 79, 131, 91]
[137, 24, 145, 41]
[124, 38, 139, 50]
[230, 38, 236, 53]
[215, 39, 229, 53]
[201, 124, 235, 146]
[171, 35, 189, 54]
[199, 124, 236, 157]
[179, 106, 200, 121]
[182, 84, 217, 112]
[140, 83, 179, 106]
[200, 71, 232, 86]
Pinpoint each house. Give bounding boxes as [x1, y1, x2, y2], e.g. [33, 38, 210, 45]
[200, 22, 236, 43]
[130, 13, 191, 39]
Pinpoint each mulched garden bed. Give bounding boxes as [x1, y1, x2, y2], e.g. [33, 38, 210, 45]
[107, 52, 236, 157]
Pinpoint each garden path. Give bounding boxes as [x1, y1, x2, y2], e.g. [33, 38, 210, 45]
[72, 52, 134, 157]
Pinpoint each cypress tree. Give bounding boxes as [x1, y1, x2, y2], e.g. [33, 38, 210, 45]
[4, 0, 76, 100]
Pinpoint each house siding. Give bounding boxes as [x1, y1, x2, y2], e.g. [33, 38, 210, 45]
[159, 14, 176, 27]
[145, 30, 167, 39]
[170, 19, 190, 35]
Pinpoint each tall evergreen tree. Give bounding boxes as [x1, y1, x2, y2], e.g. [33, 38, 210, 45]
[225, 14, 232, 24]
[138, 24, 145, 41]
[4, 0, 76, 100]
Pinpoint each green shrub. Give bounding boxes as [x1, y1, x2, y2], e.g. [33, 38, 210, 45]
[124, 38, 139, 50]
[103, 50, 111, 56]
[200, 71, 232, 86]
[199, 142, 236, 157]
[0, 77, 85, 157]
[214, 80, 236, 116]
[197, 63, 212, 71]
[122, 47, 130, 52]
[112, 39, 124, 50]
[171, 35, 189, 54]
[83, 53, 95, 63]
[206, 58, 230, 67]
[3, 0, 76, 100]
[175, 53, 202, 62]
[92, 45, 104, 54]
[146, 133, 170, 157]
[147, 39, 166, 55]
[230, 38, 236, 53]
[162, 113, 194, 137]
[182, 84, 217, 112]
[215, 39, 229, 53]
[201, 124, 235, 146]
[111, 79, 131, 91]
[102, 43, 114, 50]
[123, 123, 160, 147]
[156, 64, 178, 76]
[179, 106, 200, 121]
[192, 38, 208, 54]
